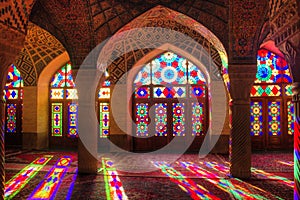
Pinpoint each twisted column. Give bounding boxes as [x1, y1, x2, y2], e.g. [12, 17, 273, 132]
[229, 99, 251, 178]
[293, 82, 300, 199]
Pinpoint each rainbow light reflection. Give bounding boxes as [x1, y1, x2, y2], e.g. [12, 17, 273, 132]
[29, 156, 72, 200]
[5, 155, 53, 200]
[222, 160, 294, 188]
[153, 161, 220, 200]
[277, 160, 294, 167]
[180, 161, 268, 200]
[251, 168, 294, 188]
[203, 161, 285, 199]
[65, 169, 78, 200]
[101, 158, 128, 200]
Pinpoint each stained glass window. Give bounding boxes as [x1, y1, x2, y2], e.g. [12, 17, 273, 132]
[268, 101, 281, 136]
[287, 101, 294, 135]
[285, 85, 293, 96]
[152, 52, 187, 85]
[68, 103, 78, 137]
[98, 79, 110, 138]
[51, 103, 63, 137]
[99, 102, 110, 138]
[134, 51, 206, 87]
[66, 89, 78, 99]
[51, 63, 75, 87]
[172, 103, 185, 136]
[250, 102, 263, 136]
[153, 86, 186, 98]
[250, 49, 293, 149]
[4, 65, 23, 139]
[190, 86, 206, 98]
[133, 51, 208, 138]
[50, 63, 77, 140]
[4, 64, 23, 100]
[155, 103, 167, 136]
[192, 102, 204, 136]
[135, 87, 150, 99]
[50, 89, 64, 99]
[5, 65, 24, 88]
[256, 49, 292, 84]
[136, 103, 149, 136]
[188, 63, 206, 84]
[98, 88, 110, 99]
[6, 104, 17, 133]
[134, 63, 151, 86]
[250, 85, 281, 97]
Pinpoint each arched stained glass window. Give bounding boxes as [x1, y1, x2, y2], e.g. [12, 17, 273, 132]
[49, 63, 78, 147]
[4, 64, 23, 146]
[132, 51, 208, 151]
[4, 64, 24, 100]
[250, 49, 293, 150]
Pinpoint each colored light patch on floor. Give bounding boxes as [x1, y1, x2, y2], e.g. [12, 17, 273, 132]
[179, 161, 271, 200]
[204, 162, 287, 199]
[5, 155, 53, 200]
[277, 160, 294, 167]
[28, 156, 72, 200]
[221, 161, 294, 188]
[251, 168, 294, 188]
[201, 161, 229, 176]
[101, 158, 128, 200]
[65, 169, 78, 200]
[153, 161, 220, 200]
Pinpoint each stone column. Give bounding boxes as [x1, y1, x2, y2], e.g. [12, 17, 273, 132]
[76, 69, 99, 174]
[229, 65, 256, 178]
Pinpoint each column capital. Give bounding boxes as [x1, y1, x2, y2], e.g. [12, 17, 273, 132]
[228, 64, 256, 101]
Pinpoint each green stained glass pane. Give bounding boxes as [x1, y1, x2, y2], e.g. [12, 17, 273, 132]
[285, 85, 293, 96]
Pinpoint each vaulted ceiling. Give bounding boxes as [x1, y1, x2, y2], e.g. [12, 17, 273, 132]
[29, 0, 230, 67]
[3, 0, 297, 78]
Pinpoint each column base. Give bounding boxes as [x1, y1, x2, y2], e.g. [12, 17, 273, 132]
[78, 140, 98, 174]
[230, 168, 251, 179]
